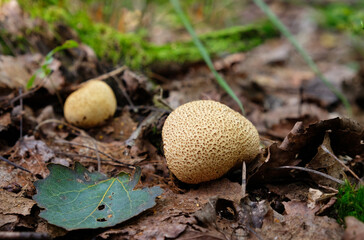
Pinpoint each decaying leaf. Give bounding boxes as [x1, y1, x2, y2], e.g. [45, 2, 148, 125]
[0, 189, 35, 216]
[250, 117, 364, 184]
[0, 214, 18, 230]
[250, 200, 344, 240]
[307, 188, 336, 211]
[0, 112, 11, 132]
[307, 133, 347, 188]
[0, 189, 36, 230]
[33, 163, 163, 230]
[0, 54, 64, 94]
[97, 178, 243, 239]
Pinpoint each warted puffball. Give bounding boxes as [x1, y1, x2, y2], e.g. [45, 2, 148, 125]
[64, 80, 117, 128]
[162, 100, 260, 184]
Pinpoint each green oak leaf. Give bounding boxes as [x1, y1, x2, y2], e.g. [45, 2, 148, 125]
[33, 163, 163, 230]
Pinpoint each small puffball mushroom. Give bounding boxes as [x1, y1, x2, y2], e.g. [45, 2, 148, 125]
[162, 100, 260, 184]
[64, 80, 117, 128]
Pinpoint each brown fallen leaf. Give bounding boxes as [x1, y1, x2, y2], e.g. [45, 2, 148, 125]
[266, 115, 319, 140]
[302, 64, 356, 108]
[250, 117, 364, 184]
[119, 69, 152, 105]
[267, 183, 310, 202]
[255, 200, 344, 240]
[100, 108, 138, 142]
[0, 189, 35, 230]
[307, 132, 347, 188]
[213, 53, 245, 71]
[0, 54, 64, 94]
[0, 112, 12, 132]
[260, 214, 343, 240]
[0, 0, 35, 35]
[16, 137, 55, 178]
[0, 189, 35, 216]
[96, 178, 244, 239]
[343, 216, 364, 240]
[0, 214, 18, 230]
[35, 219, 68, 239]
[283, 200, 317, 218]
[0, 54, 42, 89]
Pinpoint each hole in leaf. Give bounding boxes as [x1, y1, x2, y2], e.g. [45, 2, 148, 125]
[35, 174, 43, 179]
[98, 204, 105, 210]
[96, 218, 107, 222]
[216, 198, 236, 220]
[84, 173, 90, 181]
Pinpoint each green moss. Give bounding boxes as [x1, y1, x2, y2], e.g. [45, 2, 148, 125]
[335, 180, 364, 224]
[146, 22, 277, 65]
[316, 3, 364, 35]
[17, 0, 277, 69]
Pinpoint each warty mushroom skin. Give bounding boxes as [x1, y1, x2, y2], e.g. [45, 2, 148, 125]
[162, 100, 260, 184]
[64, 80, 117, 128]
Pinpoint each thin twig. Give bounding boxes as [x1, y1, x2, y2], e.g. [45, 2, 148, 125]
[10, 78, 47, 106]
[129, 105, 171, 113]
[275, 166, 344, 184]
[54, 139, 116, 162]
[147, 71, 171, 83]
[35, 119, 89, 137]
[0, 156, 32, 173]
[321, 145, 362, 183]
[82, 65, 136, 111]
[0, 231, 50, 240]
[36, 119, 106, 171]
[170, 0, 245, 114]
[115, 76, 137, 112]
[54, 151, 135, 168]
[245, 225, 264, 240]
[87, 66, 127, 82]
[125, 111, 164, 147]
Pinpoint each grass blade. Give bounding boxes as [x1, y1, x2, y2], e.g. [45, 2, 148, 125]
[253, 0, 352, 116]
[170, 0, 245, 114]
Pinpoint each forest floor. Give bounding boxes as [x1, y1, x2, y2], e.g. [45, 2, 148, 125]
[0, 1, 363, 240]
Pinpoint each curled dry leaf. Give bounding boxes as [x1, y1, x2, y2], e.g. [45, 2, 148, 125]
[250, 117, 364, 184]
[307, 133, 347, 188]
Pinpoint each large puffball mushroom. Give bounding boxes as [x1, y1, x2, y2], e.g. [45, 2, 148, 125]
[162, 100, 260, 184]
[64, 80, 117, 128]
